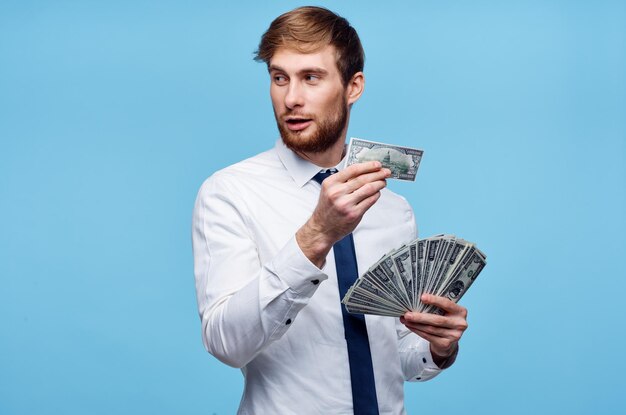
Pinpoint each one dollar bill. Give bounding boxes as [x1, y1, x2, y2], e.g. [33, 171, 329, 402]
[345, 137, 424, 181]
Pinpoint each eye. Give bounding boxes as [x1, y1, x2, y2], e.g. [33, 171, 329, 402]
[305, 74, 320, 83]
[273, 74, 288, 86]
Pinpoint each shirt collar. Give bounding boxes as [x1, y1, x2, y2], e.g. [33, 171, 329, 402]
[275, 139, 346, 187]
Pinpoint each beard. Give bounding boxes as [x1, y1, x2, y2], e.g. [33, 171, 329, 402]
[275, 96, 348, 154]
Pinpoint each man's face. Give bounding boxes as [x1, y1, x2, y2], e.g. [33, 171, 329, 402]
[269, 45, 349, 154]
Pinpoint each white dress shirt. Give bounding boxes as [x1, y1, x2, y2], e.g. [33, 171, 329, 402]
[192, 140, 446, 414]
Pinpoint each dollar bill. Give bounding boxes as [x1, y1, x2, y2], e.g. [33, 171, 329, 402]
[345, 137, 424, 181]
[391, 245, 414, 307]
[423, 249, 486, 314]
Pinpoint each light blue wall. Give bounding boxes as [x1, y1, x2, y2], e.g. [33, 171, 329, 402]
[1, 1, 624, 414]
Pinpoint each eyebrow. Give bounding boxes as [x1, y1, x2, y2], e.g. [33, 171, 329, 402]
[268, 65, 329, 76]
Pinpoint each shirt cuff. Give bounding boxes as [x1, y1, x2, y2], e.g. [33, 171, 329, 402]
[402, 338, 444, 382]
[432, 343, 458, 369]
[269, 236, 329, 297]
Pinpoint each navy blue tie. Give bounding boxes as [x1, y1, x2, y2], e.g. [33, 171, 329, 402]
[313, 171, 379, 415]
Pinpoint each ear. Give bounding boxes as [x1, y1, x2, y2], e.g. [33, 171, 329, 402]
[346, 71, 365, 105]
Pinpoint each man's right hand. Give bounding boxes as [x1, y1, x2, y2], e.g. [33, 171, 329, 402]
[296, 161, 391, 268]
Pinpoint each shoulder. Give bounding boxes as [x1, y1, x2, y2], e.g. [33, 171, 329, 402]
[196, 148, 283, 197]
[210, 148, 280, 183]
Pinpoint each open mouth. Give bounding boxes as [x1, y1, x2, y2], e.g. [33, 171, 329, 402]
[285, 118, 313, 131]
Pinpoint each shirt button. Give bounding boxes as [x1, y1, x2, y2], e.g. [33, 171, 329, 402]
[416, 377, 422, 381]
[422, 357, 427, 363]
[311, 279, 319, 285]
[285, 319, 292, 325]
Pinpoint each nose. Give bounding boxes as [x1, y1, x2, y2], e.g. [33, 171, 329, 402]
[284, 81, 304, 110]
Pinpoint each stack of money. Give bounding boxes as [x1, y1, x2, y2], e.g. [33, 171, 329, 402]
[342, 235, 487, 316]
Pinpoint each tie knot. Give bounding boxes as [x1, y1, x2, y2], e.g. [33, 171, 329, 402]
[312, 169, 337, 184]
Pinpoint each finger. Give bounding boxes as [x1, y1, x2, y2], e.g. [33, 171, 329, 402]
[322, 180, 384, 222]
[402, 325, 457, 350]
[402, 322, 461, 339]
[349, 179, 387, 205]
[343, 169, 391, 194]
[324, 170, 388, 201]
[353, 189, 382, 215]
[421, 294, 467, 316]
[333, 161, 383, 183]
[404, 327, 440, 345]
[402, 312, 461, 330]
[410, 329, 457, 358]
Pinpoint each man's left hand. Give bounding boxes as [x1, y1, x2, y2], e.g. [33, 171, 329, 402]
[400, 294, 468, 367]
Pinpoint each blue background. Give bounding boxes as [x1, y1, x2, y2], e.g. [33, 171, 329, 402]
[1, 1, 625, 414]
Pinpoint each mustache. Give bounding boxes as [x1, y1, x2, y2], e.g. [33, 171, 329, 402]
[281, 112, 315, 120]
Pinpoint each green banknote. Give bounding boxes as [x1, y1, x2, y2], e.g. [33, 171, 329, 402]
[345, 137, 424, 181]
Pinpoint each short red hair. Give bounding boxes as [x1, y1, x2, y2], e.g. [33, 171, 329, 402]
[254, 6, 365, 86]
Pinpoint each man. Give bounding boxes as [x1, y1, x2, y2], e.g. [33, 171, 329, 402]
[192, 6, 468, 414]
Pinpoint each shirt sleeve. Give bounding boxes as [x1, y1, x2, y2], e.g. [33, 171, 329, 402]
[192, 173, 328, 368]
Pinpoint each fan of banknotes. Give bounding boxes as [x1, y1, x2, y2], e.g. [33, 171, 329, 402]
[342, 235, 487, 316]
